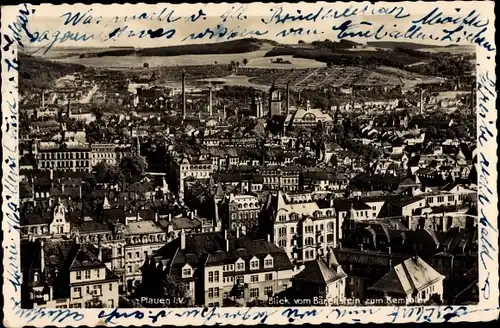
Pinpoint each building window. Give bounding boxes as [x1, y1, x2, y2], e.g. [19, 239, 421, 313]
[214, 271, 219, 282]
[85, 270, 91, 279]
[437, 196, 444, 203]
[127, 266, 132, 273]
[136, 251, 140, 258]
[250, 260, 259, 270]
[208, 272, 214, 283]
[76, 271, 82, 280]
[264, 286, 273, 296]
[264, 259, 273, 268]
[224, 292, 229, 299]
[183, 268, 192, 277]
[74, 287, 82, 299]
[305, 237, 314, 246]
[278, 239, 287, 248]
[85, 301, 93, 308]
[109, 283, 113, 291]
[127, 252, 132, 259]
[250, 288, 259, 298]
[282, 284, 288, 291]
[214, 287, 220, 297]
[265, 273, 273, 281]
[236, 262, 245, 271]
[95, 270, 100, 279]
[250, 275, 259, 283]
[208, 288, 214, 298]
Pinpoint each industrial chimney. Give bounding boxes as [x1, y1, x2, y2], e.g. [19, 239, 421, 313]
[286, 82, 290, 115]
[182, 72, 186, 119]
[209, 88, 213, 117]
[420, 89, 425, 115]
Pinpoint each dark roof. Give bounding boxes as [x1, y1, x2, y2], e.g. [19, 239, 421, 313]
[293, 256, 346, 284]
[151, 231, 293, 278]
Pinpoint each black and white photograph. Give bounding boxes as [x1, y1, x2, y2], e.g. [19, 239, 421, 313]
[11, 3, 483, 313]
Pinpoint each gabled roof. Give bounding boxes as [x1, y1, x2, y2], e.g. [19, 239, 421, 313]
[293, 255, 346, 285]
[369, 256, 444, 295]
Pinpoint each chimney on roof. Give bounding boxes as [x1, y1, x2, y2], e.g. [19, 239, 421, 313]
[180, 229, 186, 250]
[49, 198, 53, 207]
[40, 239, 45, 273]
[236, 228, 240, 238]
[98, 236, 103, 261]
[155, 212, 158, 223]
[182, 72, 186, 119]
[360, 243, 364, 252]
[168, 213, 172, 222]
[61, 183, 65, 193]
[50, 169, 54, 180]
[224, 229, 228, 240]
[226, 239, 230, 252]
[266, 234, 271, 242]
[241, 225, 246, 236]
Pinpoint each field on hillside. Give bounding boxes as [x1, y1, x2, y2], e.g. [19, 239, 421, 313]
[55, 51, 270, 67]
[246, 56, 326, 69]
[419, 46, 476, 54]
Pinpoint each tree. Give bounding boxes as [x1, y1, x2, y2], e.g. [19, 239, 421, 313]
[143, 62, 150, 69]
[242, 58, 248, 66]
[119, 154, 147, 178]
[298, 40, 305, 44]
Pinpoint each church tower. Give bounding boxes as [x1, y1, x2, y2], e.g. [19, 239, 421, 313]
[268, 84, 282, 118]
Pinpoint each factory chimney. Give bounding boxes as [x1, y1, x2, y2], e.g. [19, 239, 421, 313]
[286, 82, 290, 115]
[209, 87, 213, 117]
[182, 71, 187, 119]
[419, 89, 425, 115]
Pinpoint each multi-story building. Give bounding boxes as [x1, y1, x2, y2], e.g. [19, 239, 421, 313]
[22, 239, 119, 309]
[140, 229, 296, 307]
[218, 193, 261, 230]
[259, 190, 338, 263]
[90, 143, 133, 167]
[167, 155, 214, 196]
[35, 141, 92, 172]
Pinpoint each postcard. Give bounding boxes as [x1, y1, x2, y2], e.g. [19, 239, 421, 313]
[1, 1, 498, 326]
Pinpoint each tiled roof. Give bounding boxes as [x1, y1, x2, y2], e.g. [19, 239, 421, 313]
[293, 256, 346, 285]
[369, 256, 445, 295]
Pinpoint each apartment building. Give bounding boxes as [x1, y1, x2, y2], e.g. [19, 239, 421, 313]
[23, 239, 119, 309]
[140, 229, 295, 307]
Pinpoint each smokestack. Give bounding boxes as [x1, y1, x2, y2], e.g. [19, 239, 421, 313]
[420, 89, 424, 115]
[209, 88, 213, 117]
[286, 82, 290, 115]
[40, 239, 45, 273]
[182, 72, 186, 119]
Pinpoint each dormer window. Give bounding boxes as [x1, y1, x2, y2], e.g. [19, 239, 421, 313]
[264, 255, 274, 268]
[236, 258, 245, 271]
[250, 258, 259, 270]
[183, 268, 192, 277]
[76, 271, 82, 280]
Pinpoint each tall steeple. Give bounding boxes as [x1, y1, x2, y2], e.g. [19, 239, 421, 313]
[182, 71, 187, 119]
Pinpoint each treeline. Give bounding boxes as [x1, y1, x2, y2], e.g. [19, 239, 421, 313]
[19, 54, 86, 89]
[265, 46, 472, 76]
[80, 38, 273, 58]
